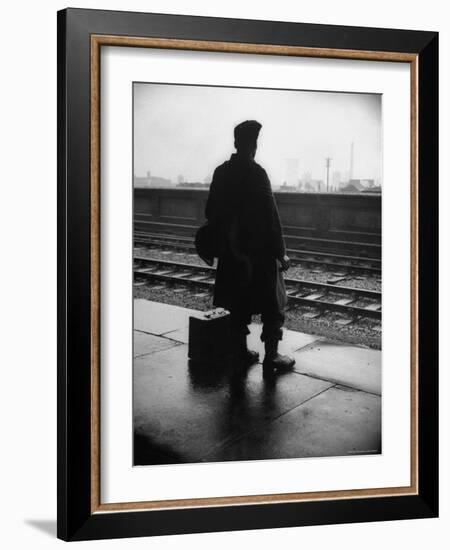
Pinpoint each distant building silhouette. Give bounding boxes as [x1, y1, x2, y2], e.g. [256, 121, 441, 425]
[340, 179, 378, 193]
[362, 185, 382, 194]
[332, 170, 341, 191]
[134, 171, 173, 188]
[279, 182, 298, 192]
[176, 181, 210, 189]
[340, 180, 366, 193]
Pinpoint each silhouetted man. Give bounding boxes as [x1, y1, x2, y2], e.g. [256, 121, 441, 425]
[205, 120, 295, 373]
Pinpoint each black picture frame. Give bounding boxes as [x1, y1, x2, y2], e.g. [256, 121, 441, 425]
[57, 7, 438, 541]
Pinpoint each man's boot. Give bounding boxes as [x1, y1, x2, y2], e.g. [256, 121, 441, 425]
[231, 332, 259, 365]
[263, 339, 295, 373]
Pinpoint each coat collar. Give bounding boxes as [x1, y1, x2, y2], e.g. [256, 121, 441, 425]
[229, 153, 255, 166]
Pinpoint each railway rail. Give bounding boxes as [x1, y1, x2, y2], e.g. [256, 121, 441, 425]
[134, 255, 381, 320]
[134, 224, 381, 257]
[134, 231, 381, 276]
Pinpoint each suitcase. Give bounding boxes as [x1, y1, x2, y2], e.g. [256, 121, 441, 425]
[188, 308, 231, 362]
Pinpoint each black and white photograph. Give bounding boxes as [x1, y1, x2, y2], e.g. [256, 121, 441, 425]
[132, 82, 382, 466]
[0, 0, 443, 545]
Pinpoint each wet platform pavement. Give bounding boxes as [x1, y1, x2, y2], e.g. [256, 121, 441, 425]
[134, 299, 381, 465]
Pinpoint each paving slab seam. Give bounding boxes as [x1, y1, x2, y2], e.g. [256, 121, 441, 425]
[158, 333, 188, 345]
[199, 383, 337, 461]
[135, 328, 190, 343]
[135, 328, 168, 337]
[290, 370, 381, 397]
[289, 337, 326, 354]
[159, 328, 186, 338]
[293, 338, 381, 354]
[329, 382, 381, 398]
[134, 343, 183, 360]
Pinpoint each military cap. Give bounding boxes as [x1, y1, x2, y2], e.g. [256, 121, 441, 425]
[234, 120, 262, 144]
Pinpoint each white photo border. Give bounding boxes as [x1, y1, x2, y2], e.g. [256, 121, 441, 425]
[100, 45, 411, 505]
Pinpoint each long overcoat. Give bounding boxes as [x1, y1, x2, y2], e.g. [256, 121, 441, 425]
[205, 153, 287, 317]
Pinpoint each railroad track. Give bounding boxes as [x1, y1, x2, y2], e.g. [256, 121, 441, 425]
[134, 255, 381, 320]
[134, 231, 381, 276]
[134, 218, 381, 257]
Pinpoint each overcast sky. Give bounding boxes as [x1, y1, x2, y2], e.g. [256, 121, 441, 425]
[133, 82, 382, 185]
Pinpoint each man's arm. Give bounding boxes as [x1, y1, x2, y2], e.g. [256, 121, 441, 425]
[259, 169, 287, 264]
[205, 167, 222, 222]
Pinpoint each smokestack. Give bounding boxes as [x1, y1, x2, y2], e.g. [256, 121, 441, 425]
[349, 142, 354, 180]
[325, 157, 332, 192]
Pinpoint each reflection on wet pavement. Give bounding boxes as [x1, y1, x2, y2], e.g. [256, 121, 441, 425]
[133, 300, 381, 466]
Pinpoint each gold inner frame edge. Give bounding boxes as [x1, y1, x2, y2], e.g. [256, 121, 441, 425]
[89, 34, 419, 514]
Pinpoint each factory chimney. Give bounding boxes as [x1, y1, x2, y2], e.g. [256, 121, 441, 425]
[349, 142, 354, 180]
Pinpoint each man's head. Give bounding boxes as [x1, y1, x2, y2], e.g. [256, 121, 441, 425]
[234, 120, 262, 159]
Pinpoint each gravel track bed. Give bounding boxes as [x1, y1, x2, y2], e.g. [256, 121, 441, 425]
[288, 265, 381, 291]
[134, 281, 381, 350]
[286, 307, 381, 350]
[134, 281, 213, 311]
[287, 266, 334, 283]
[334, 277, 381, 292]
[134, 248, 381, 291]
[135, 247, 213, 267]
